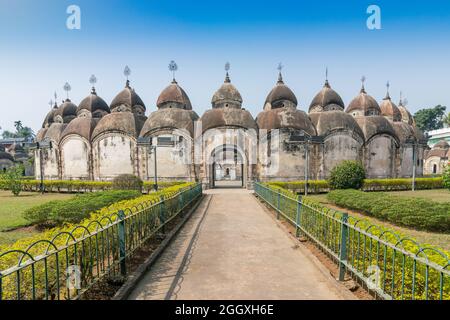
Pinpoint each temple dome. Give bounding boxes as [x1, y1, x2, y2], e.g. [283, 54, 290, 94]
[380, 92, 401, 121]
[54, 99, 77, 124]
[44, 123, 67, 144]
[264, 73, 297, 110]
[156, 80, 192, 110]
[354, 116, 398, 143]
[211, 73, 243, 109]
[110, 80, 146, 115]
[397, 99, 415, 125]
[140, 108, 199, 137]
[60, 117, 99, 142]
[42, 102, 59, 128]
[201, 108, 256, 133]
[309, 111, 363, 139]
[77, 88, 110, 118]
[309, 80, 345, 113]
[434, 140, 449, 149]
[256, 107, 316, 136]
[346, 86, 381, 116]
[92, 112, 147, 140]
[392, 121, 416, 143]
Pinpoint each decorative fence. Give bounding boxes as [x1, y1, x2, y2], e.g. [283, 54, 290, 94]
[254, 182, 450, 300]
[0, 183, 202, 300]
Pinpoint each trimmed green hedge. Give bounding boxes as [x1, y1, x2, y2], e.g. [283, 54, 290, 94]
[267, 177, 443, 194]
[327, 189, 450, 232]
[23, 190, 141, 225]
[0, 179, 185, 193]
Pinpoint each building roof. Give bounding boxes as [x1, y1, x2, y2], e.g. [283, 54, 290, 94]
[77, 88, 110, 117]
[140, 108, 199, 137]
[309, 80, 345, 113]
[309, 110, 363, 139]
[264, 73, 298, 109]
[211, 73, 243, 108]
[110, 80, 146, 112]
[156, 80, 192, 110]
[201, 107, 256, 133]
[346, 87, 381, 116]
[256, 107, 316, 135]
[92, 112, 147, 140]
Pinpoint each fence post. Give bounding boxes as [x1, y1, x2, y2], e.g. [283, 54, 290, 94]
[295, 195, 302, 237]
[338, 212, 349, 281]
[118, 210, 127, 276]
[160, 195, 166, 234]
[276, 192, 281, 219]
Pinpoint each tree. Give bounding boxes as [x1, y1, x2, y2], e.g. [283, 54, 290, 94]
[413, 105, 447, 132]
[328, 160, 366, 190]
[1, 164, 24, 196]
[1, 121, 35, 140]
[444, 113, 450, 127]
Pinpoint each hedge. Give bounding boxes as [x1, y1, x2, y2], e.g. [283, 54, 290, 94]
[267, 177, 444, 194]
[0, 179, 186, 193]
[23, 190, 141, 226]
[0, 182, 195, 300]
[327, 189, 450, 232]
[260, 183, 450, 300]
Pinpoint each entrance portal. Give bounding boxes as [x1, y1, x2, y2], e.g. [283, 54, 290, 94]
[210, 145, 245, 188]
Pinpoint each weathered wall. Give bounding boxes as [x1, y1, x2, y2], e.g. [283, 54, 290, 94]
[424, 156, 446, 175]
[320, 133, 362, 178]
[364, 135, 397, 178]
[0, 159, 14, 172]
[60, 136, 91, 179]
[93, 134, 136, 180]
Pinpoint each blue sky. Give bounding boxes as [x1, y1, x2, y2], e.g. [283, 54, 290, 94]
[1, 0, 450, 132]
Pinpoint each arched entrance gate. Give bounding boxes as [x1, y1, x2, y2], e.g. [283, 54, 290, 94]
[210, 144, 245, 188]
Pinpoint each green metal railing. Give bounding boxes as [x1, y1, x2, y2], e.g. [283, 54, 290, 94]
[254, 182, 450, 300]
[0, 183, 202, 300]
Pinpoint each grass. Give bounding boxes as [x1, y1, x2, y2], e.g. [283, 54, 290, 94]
[306, 189, 450, 251]
[0, 191, 73, 245]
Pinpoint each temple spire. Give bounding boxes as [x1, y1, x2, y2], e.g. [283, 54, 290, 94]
[399, 91, 403, 106]
[224, 62, 231, 83]
[63, 82, 71, 100]
[124, 66, 131, 88]
[360, 76, 366, 93]
[324, 67, 330, 87]
[169, 60, 178, 83]
[277, 62, 284, 84]
[89, 74, 97, 94]
[385, 81, 391, 99]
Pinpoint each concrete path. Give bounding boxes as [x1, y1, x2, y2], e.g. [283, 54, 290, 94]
[128, 189, 351, 300]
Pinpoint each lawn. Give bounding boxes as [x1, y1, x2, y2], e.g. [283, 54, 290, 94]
[306, 189, 450, 251]
[0, 191, 73, 245]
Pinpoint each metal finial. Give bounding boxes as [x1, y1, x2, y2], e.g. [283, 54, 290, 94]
[54, 91, 57, 101]
[324, 67, 330, 87]
[168, 60, 178, 82]
[89, 74, 97, 94]
[277, 62, 284, 83]
[49, 99, 53, 109]
[224, 62, 231, 83]
[124, 66, 131, 79]
[63, 82, 71, 99]
[385, 81, 390, 98]
[360, 76, 366, 92]
[225, 62, 230, 72]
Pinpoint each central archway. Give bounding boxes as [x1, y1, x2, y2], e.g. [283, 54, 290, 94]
[209, 144, 245, 188]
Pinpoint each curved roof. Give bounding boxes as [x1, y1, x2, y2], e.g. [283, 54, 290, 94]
[309, 81, 345, 112]
[413, 126, 427, 143]
[44, 123, 67, 144]
[264, 74, 297, 109]
[256, 107, 316, 136]
[36, 128, 48, 142]
[433, 140, 449, 149]
[392, 121, 416, 143]
[309, 111, 363, 139]
[77, 89, 110, 117]
[346, 88, 381, 116]
[42, 104, 58, 128]
[140, 108, 199, 137]
[201, 107, 256, 133]
[54, 99, 77, 123]
[156, 80, 192, 110]
[354, 116, 398, 143]
[0, 151, 14, 162]
[211, 73, 243, 108]
[110, 81, 146, 112]
[92, 112, 147, 140]
[60, 117, 99, 142]
[380, 95, 401, 121]
[397, 102, 414, 125]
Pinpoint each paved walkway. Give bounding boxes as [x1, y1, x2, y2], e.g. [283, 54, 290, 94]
[128, 189, 351, 300]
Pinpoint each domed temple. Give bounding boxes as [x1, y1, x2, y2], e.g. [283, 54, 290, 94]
[34, 65, 427, 189]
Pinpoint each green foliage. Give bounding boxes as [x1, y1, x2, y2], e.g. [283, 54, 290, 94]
[0, 179, 185, 193]
[443, 165, 450, 190]
[0, 183, 196, 300]
[0, 164, 25, 196]
[328, 160, 365, 190]
[414, 105, 447, 132]
[327, 189, 450, 232]
[112, 174, 143, 191]
[259, 183, 450, 300]
[1, 121, 35, 139]
[23, 190, 141, 226]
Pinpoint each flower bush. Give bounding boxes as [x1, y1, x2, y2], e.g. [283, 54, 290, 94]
[329, 160, 366, 190]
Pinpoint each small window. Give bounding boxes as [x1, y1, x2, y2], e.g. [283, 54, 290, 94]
[433, 164, 437, 174]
